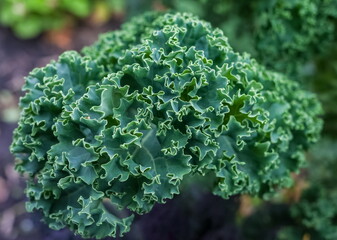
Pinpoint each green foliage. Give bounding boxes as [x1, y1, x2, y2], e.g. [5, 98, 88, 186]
[309, 47, 337, 136]
[161, 0, 256, 55]
[242, 137, 337, 240]
[161, 0, 337, 77]
[254, 0, 337, 76]
[11, 12, 322, 238]
[241, 139, 337, 240]
[0, 0, 124, 38]
[276, 138, 337, 240]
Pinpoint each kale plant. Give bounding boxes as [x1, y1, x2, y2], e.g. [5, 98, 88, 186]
[11, 12, 322, 238]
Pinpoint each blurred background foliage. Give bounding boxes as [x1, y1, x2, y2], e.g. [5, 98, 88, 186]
[0, 0, 124, 38]
[0, 0, 337, 239]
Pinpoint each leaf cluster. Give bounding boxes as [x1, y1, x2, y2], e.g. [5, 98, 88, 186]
[11, 12, 322, 238]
